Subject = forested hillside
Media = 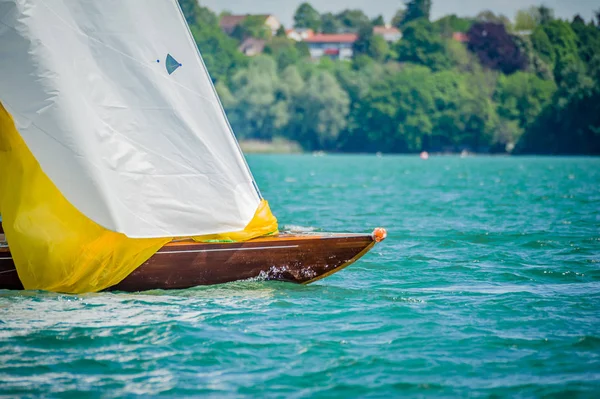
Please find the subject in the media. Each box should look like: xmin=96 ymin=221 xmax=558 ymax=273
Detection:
xmin=179 ymin=0 xmax=600 ymax=154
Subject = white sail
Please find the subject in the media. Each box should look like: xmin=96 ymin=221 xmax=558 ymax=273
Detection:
xmin=0 ymin=0 xmax=260 ymax=238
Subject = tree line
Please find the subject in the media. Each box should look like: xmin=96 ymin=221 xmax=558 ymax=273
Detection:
xmin=179 ymin=0 xmax=600 ymax=155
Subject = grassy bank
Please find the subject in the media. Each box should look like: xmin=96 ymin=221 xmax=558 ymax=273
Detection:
xmin=239 ymin=138 xmax=303 ymax=154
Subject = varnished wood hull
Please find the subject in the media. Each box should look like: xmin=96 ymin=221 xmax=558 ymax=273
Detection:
xmin=0 ymin=231 xmax=381 ymax=292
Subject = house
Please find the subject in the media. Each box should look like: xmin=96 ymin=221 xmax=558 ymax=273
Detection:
xmin=373 ymin=25 xmax=402 ymax=42
xmin=219 ymin=14 xmax=281 ymax=37
xmin=452 ymin=32 xmax=469 ymax=43
xmin=220 ymin=15 xmax=246 ymax=35
xmin=286 ymin=28 xmax=314 ymax=42
xmin=262 ymin=15 xmax=281 ymax=36
xmin=239 ymin=38 xmax=266 ymax=56
xmin=304 ymin=33 xmax=358 ymax=61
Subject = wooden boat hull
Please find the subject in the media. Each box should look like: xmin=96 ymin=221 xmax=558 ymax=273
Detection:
xmin=0 ymin=231 xmax=384 ymax=292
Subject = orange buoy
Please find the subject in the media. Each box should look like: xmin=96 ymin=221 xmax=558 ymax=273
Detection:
xmin=372 ymin=228 xmax=387 ymax=243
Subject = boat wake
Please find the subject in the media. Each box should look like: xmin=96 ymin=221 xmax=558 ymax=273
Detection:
xmin=244 ymin=264 xmax=320 ymax=282
xmin=282 ymin=225 xmax=318 ymax=233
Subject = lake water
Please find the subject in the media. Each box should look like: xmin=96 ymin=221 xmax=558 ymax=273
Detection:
xmin=1 ymin=155 xmax=599 ymax=397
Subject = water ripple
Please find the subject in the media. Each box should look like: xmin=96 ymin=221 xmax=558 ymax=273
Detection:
xmin=2 ymin=156 xmax=600 ymax=397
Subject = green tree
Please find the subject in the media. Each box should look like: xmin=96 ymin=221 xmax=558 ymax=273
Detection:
xmin=589 ymin=53 xmax=600 ymax=81
xmin=278 ymin=66 xmax=305 ymax=141
xmin=279 ymin=66 xmax=305 ymax=99
xmin=293 ymin=3 xmax=321 ymax=31
xmin=228 ymin=57 xmax=289 ymax=140
xmin=178 ymin=0 xmax=205 ymax=26
xmin=334 ymin=62 xmax=387 ymax=150
xmin=391 ymin=8 xmax=406 ymax=29
xmin=426 ymin=70 xmax=499 ymax=151
xmin=232 ymin=15 xmax=271 ymax=41
xmin=516 ymin=74 xmax=599 ymax=154
xmin=353 ymin=25 xmax=373 ymax=56
xmin=539 ymin=20 xmax=582 ymax=84
xmin=495 ymin=72 xmax=556 ymax=137
xmin=434 ymin=14 xmax=474 ymax=37
xmin=445 ymin=39 xmax=477 ymax=72
xmin=336 ymin=9 xmax=372 ymax=31
xmin=515 ymin=20 xmax=598 ymax=156
xmin=476 ymin=10 xmax=512 ymax=30
xmin=530 ymin=26 xmax=555 ymax=66
xmin=571 ymin=16 xmax=600 ymax=71
xmin=537 ymin=6 xmax=555 ymax=24
xmin=292 ymin=71 xmax=350 ymax=150
xmin=295 ymin=41 xmax=311 ymax=58
xmin=514 ymin=34 xmax=553 ymax=80
xmin=264 ymin=37 xmax=301 ymax=70
xmin=395 ymin=19 xmax=453 ymax=71
xmin=353 ymin=66 xmax=436 ymax=152
xmin=460 ymin=70 xmax=499 ymax=150
xmin=351 ymin=54 xmax=375 ymax=70
xmin=372 ymin=15 xmax=386 ymax=26
xmin=401 ymin=0 xmax=432 ymax=26
xmin=353 ymin=25 xmax=390 ymax=61
xmin=315 ymin=56 xmax=336 ymax=73
xmin=428 ymin=70 xmax=471 ymax=148
xmin=321 ymin=12 xmax=343 ymax=33
xmin=178 ymin=0 xmax=246 ymax=83
xmin=275 ymin=25 xmax=286 ymax=37
xmin=215 ymin=81 xmax=237 ymax=109
xmin=514 ymin=8 xmax=538 ymax=31
xmin=368 ymin=35 xmax=390 ymax=61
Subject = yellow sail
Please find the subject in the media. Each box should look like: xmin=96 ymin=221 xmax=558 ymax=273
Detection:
xmin=0 ymin=104 xmax=278 ymax=293
xmin=192 ymin=200 xmax=278 ymax=243
xmin=0 ymin=105 xmax=169 ymax=293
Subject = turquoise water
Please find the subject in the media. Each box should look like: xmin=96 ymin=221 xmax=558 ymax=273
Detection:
xmin=1 ymin=155 xmax=599 ymax=397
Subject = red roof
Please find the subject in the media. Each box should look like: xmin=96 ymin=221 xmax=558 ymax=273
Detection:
xmin=219 ymin=14 xmax=271 ymax=30
xmin=238 ymin=38 xmax=266 ymax=54
xmin=220 ymin=15 xmax=247 ymax=29
xmin=452 ymin=32 xmax=469 ymax=43
xmin=305 ymin=33 xmax=358 ymax=43
xmin=286 ymin=28 xmax=314 ymax=37
xmin=373 ymin=26 xmax=401 ymax=35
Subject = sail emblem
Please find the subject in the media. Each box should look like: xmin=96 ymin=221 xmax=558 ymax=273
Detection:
xmin=165 ymin=53 xmax=182 ymax=75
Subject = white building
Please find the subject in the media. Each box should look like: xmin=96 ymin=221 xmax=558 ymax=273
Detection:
xmin=286 ymin=28 xmax=314 ymax=42
xmin=304 ymin=33 xmax=358 ymax=61
xmin=373 ymin=25 xmax=402 ymax=42
xmin=219 ymin=14 xmax=281 ymax=37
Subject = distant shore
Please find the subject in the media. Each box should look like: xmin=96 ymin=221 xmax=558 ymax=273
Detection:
xmin=239 ymin=142 xmax=600 ymax=156
xmin=239 ymin=139 xmax=303 ymax=154
xmin=240 ymin=140 xmax=499 ymax=156
xmin=183 ymin=2 xmax=599 ymax=156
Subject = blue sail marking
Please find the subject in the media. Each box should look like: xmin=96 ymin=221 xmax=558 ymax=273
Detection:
xmin=165 ymin=54 xmax=182 ymax=75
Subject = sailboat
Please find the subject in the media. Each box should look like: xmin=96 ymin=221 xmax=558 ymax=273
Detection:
xmin=0 ymin=0 xmax=385 ymax=293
